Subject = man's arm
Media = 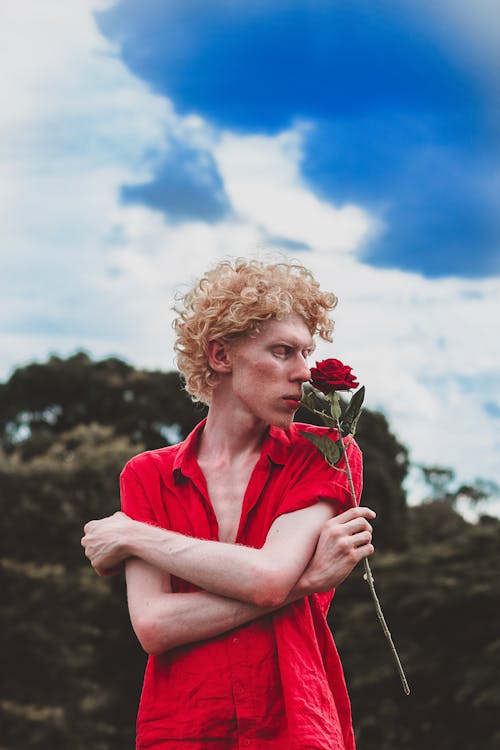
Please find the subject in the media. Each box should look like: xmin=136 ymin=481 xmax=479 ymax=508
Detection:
xmin=125 ymin=558 xmax=275 ymax=654
xmin=82 ymin=504 xmax=374 ymax=608
xmin=125 ymin=507 xmax=375 ymax=655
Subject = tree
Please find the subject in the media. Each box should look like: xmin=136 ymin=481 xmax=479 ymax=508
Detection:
xmin=408 ymin=465 xmax=500 ymax=546
xmin=0 ymin=352 xmax=205 ymax=459
xmin=330 ymin=516 xmax=500 ymax=750
xmin=1 ymin=424 xmax=144 ymax=750
xmin=355 ymin=409 xmax=409 ymax=550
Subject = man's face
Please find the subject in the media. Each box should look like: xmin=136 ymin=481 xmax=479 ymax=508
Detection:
xmin=227 ymin=313 xmax=314 ymax=429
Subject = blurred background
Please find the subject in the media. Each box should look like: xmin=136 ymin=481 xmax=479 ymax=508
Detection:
xmin=1 ymin=1 xmax=499 ymax=748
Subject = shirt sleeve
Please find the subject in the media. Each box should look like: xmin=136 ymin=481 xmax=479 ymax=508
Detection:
xmin=273 ymin=435 xmax=363 ymax=522
xmin=120 ymin=460 xmax=160 ymax=526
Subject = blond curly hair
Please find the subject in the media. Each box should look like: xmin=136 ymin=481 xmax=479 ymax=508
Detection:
xmin=174 ymin=258 xmax=337 ymax=404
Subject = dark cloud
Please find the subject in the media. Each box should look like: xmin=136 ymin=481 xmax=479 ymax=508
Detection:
xmin=121 ymin=139 xmax=231 ymax=223
xmin=97 ymin=0 xmax=499 ymax=277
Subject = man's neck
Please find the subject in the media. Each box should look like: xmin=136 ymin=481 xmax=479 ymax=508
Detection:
xmin=198 ymin=399 xmax=268 ymax=465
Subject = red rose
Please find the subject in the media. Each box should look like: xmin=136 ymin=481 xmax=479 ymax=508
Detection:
xmin=309 ymin=358 xmax=359 ymax=394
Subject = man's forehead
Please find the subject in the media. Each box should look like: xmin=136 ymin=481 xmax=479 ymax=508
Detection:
xmin=260 ymin=315 xmax=313 ymax=346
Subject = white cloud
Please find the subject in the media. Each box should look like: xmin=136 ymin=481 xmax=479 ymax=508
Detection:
xmin=214 ymin=128 xmax=379 ymax=254
xmin=0 ymin=0 xmax=169 ymax=370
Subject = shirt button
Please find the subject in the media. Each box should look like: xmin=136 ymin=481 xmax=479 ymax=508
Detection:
xmin=243 ymin=741 xmax=250 ymax=746
xmin=232 ymin=637 xmax=239 ymax=644
xmin=237 ymin=686 xmax=244 ymax=695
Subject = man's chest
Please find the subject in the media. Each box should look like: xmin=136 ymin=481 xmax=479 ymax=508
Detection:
xmin=159 ymin=455 xmax=286 ymax=549
xmin=202 ymin=462 xmax=256 ymax=544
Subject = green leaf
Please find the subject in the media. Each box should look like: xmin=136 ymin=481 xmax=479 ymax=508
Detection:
xmin=327 ymin=391 xmax=342 ymax=420
xmin=300 ymin=431 xmax=343 ymax=465
xmin=319 ymin=413 xmax=337 ymax=428
xmin=300 ymin=386 xmax=316 ymax=411
xmin=300 ymin=384 xmax=336 ymax=427
xmin=303 ymin=383 xmax=330 ymax=411
xmin=349 ymin=410 xmax=362 ymax=437
xmin=341 ymin=385 xmax=365 ymax=436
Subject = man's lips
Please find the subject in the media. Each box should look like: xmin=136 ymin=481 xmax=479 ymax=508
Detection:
xmin=283 ymin=396 xmax=302 ymax=407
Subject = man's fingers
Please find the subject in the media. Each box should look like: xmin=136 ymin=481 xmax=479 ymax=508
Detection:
xmin=333 ymin=506 xmax=376 ymax=524
xmin=102 ymin=563 xmax=123 ymax=576
xmin=352 ymin=529 xmax=373 ymax=548
xmin=354 ymin=542 xmax=374 ymax=560
xmin=92 ymin=562 xmax=122 ymax=577
xmin=83 ymin=520 xmax=96 ymax=534
xmin=344 ymin=517 xmax=373 ymax=535
xmin=324 ymin=508 xmax=375 ymax=537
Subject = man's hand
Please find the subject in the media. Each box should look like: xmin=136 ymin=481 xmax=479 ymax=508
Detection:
xmin=295 ymin=506 xmax=375 ymax=596
xmin=81 ymin=511 xmax=135 ymax=576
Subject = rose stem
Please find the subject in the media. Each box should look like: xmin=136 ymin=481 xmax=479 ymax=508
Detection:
xmin=335 ymin=416 xmax=411 ymax=696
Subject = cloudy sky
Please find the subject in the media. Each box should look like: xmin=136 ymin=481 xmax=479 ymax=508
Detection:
xmin=1 ymin=0 xmax=499 ymax=503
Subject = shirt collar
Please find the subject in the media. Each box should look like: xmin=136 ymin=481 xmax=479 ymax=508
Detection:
xmin=264 ymin=425 xmax=292 ymax=466
xmin=173 ymin=419 xmax=292 ymax=484
xmin=173 ymin=418 xmax=206 ymax=483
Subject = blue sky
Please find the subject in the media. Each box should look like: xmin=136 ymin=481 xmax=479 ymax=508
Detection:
xmin=97 ymin=0 xmax=499 ymax=278
xmin=1 ymin=0 xmax=499 ymax=505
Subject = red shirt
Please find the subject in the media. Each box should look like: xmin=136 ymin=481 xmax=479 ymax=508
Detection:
xmin=120 ymin=420 xmax=363 ymax=750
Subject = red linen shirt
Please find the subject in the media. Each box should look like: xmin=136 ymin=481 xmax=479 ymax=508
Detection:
xmin=120 ymin=420 xmax=363 ymax=750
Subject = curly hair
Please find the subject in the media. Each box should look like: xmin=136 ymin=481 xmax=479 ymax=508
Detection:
xmin=174 ymin=258 xmax=337 ymax=404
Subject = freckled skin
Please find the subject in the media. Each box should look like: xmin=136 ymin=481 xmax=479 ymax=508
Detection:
xmin=227 ymin=313 xmax=313 ymax=430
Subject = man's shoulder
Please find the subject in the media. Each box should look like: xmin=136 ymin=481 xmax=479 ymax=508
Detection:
xmin=121 ymin=443 xmax=180 ymax=478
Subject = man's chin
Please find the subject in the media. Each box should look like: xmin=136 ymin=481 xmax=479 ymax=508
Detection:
xmin=269 ymin=413 xmax=295 ymax=430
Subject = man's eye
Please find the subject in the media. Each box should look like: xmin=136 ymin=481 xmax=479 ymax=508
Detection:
xmin=273 ymin=346 xmax=289 ymax=357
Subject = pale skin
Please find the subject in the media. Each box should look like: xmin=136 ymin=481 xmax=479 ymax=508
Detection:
xmin=81 ymin=313 xmax=375 ymax=655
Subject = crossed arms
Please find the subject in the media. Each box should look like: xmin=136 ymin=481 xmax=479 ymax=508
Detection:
xmin=81 ymin=503 xmax=375 ymax=655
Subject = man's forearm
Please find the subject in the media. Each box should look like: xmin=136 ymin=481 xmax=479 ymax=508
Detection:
xmin=125 ymin=521 xmax=290 ymax=607
xmin=134 ymin=573 xmax=310 ymax=655
xmin=83 ymin=506 xmax=374 ymax=608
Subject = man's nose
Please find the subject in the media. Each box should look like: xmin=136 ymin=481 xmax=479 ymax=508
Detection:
xmin=292 ymin=356 xmax=311 ymax=383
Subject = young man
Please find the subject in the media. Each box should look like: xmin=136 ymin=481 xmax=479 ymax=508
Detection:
xmin=81 ymin=258 xmax=375 ymax=750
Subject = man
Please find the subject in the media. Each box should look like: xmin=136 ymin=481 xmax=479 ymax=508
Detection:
xmin=81 ymin=258 xmax=375 ymax=749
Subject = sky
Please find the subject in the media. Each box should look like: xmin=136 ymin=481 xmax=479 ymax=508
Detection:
xmin=1 ymin=0 xmax=499 ymax=507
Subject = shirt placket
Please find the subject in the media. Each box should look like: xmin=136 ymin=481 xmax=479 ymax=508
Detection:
xmin=226 ymin=633 xmax=254 ymax=748
xmin=227 ymin=458 xmax=275 ymax=749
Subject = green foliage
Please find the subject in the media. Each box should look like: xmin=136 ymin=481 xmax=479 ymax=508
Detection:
xmin=340 ymin=385 xmax=365 ymax=437
xmin=0 ymin=424 xmax=145 ymax=749
xmin=331 ymin=517 xmax=500 ymax=750
xmin=352 ymin=408 xmax=409 ymax=551
xmin=0 ymin=351 xmax=205 ymax=458
xmin=420 ymin=465 xmax=455 ymax=499
xmin=299 ymin=430 xmax=343 ymax=465
xmin=407 ymin=499 xmax=469 ymax=546
xmin=419 ymin=463 xmax=499 ymax=513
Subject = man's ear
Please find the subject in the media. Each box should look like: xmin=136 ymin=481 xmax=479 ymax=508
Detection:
xmin=206 ymin=339 xmax=233 ymax=374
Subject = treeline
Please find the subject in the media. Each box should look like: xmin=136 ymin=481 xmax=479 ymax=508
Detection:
xmin=1 ymin=353 xmax=499 ymax=750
